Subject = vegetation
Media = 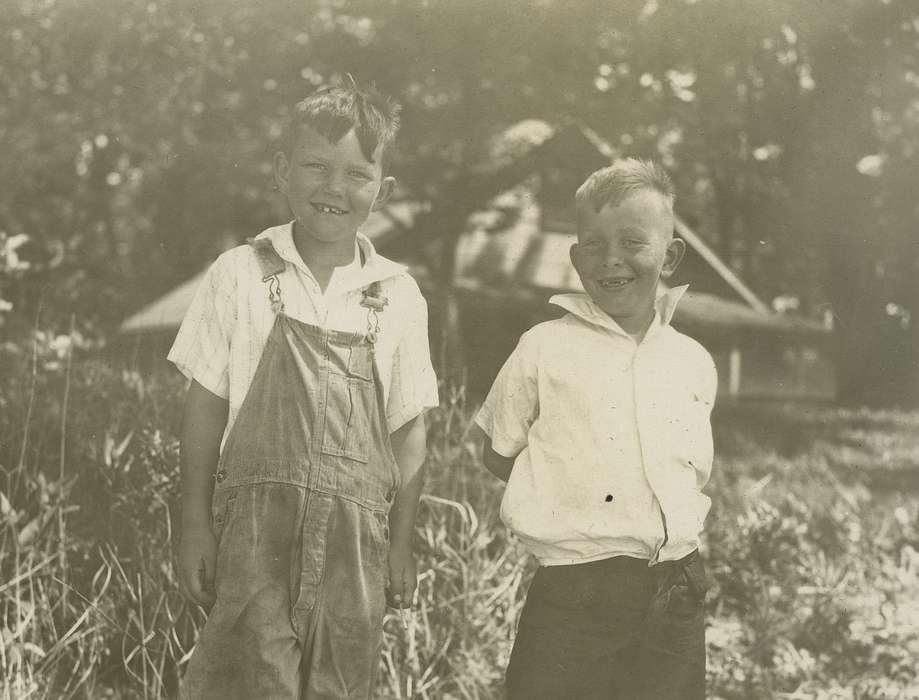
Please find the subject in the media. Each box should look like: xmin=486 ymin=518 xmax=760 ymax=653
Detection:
xmin=1 ymin=348 xmax=917 ymax=699
xmin=1 ymin=0 xmax=917 ymax=404
xmin=1 ymin=2 xmax=918 ymax=698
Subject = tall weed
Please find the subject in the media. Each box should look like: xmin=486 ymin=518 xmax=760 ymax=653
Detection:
xmin=1 ymin=351 xmax=918 ymax=699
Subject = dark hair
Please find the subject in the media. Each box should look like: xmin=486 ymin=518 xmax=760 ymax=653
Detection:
xmin=288 ymin=79 xmax=401 ymax=169
xmin=576 ymin=158 xmax=674 ymax=214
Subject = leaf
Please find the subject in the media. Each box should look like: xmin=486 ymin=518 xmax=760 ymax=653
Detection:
xmin=114 ymin=431 xmax=134 ymax=461
xmin=21 ymin=642 xmax=45 ymax=658
xmin=17 ymin=516 xmax=41 ymax=546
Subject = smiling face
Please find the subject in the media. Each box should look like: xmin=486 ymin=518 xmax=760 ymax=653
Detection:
xmin=571 ymin=189 xmax=685 ymax=335
xmin=274 ymin=124 xmax=394 ymax=249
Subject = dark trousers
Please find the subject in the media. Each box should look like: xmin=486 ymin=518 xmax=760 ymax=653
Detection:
xmin=506 ymin=551 xmax=706 ymax=700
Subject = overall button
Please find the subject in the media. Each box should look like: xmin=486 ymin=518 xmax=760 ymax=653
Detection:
xmin=215 ymin=470 xmax=227 ymax=483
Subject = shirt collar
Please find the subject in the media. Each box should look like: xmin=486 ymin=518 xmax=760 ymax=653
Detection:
xmin=549 ymin=284 xmax=689 ymax=340
xmin=258 ymin=222 xmax=406 ymax=292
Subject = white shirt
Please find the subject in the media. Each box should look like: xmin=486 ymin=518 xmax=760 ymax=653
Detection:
xmin=168 ymin=222 xmax=439 ymax=443
xmin=475 ymin=286 xmax=717 ymax=566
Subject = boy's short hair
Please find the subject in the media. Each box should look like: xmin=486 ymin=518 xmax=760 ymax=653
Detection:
xmin=288 ymin=79 xmax=402 ymax=169
xmin=575 ymin=158 xmax=675 ymax=214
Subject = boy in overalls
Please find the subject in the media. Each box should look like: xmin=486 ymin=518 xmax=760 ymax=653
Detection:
xmin=168 ymin=83 xmax=438 ymax=699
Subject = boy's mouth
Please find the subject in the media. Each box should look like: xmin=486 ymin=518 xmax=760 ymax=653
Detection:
xmin=311 ymin=203 xmax=347 ymax=215
xmin=597 ymin=277 xmax=634 ymax=290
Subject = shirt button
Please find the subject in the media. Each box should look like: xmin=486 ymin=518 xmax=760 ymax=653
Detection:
xmin=215 ymin=470 xmax=227 ymax=483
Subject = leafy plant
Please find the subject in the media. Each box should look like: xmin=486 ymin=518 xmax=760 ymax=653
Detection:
xmin=2 ymin=356 xmax=918 ymax=699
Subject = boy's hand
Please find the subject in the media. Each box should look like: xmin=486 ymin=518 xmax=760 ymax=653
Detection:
xmin=386 ymin=542 xmax=417 ymax=609
xmin=178 ymin=522 xmax=218 ymax=610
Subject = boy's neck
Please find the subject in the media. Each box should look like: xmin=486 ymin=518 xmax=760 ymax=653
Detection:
xmin=626 ymin=315 xmax=654 ymax=344
xmin=292 ymin=221 xmax=358 ymax=291
xmin=601 ymin=305 xmax=656 ymax=344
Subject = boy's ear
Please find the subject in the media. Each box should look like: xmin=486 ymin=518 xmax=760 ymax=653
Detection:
xmin=569 ymin=241 xmax=582 ymax=272
xmin=273 ymin=150 xmax=291 ymax=195
xmin=371 ymin=176 xmax=396 ymax=211
xmin=661 ymin=235 xmax=686 ymax=280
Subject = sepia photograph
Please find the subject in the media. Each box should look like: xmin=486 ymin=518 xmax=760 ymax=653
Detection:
xmin=1 ymin=1 xmax=918 ymax=698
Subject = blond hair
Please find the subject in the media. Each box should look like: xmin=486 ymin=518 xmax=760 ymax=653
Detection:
xmin=575 ymin=158 xmax=674 ymax=214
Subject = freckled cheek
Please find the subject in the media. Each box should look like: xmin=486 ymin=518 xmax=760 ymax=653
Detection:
xmin=578 ymin=257 xmax=603 ymax=275
xmin=350 ymin=194 xmax=379 ymax=214
xmin=292 ymin=175 xmax=313 ymax=188
xmin=355 ymin=187 xmax=376 ymax=203
xmin=357 ymin=183 xmax=381 ymax=201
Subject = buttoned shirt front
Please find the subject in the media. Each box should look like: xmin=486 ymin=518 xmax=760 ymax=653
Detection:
xmin=475 ymin=286 xmax=717 ymax=566
xmin=168 ymin=222 xmax=439 ymax=444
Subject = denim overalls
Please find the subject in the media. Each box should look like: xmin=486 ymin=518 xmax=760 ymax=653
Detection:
xmin=181 ymin=238 xmax=400 ymax=700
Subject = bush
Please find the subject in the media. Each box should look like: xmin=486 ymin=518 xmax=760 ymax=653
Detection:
xmin=1 ymin=351 xmax=918 ymax=699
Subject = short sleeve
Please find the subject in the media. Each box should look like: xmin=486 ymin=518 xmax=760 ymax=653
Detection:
xmin=699 ymin=348 xmax=718 ymax=409
xmin=385 ymin=275 xmax=439 ymax=431
xmin=475 ymin=330 xmax=539 ymax=458
xmin=166 ymin=253 xmax=237 ymax=399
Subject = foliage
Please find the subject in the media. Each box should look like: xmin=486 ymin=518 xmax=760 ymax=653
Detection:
xmin=2 ymin=351 xmax=919 ymax=699
xmin=0 ymin=0 xmax=917 ymax=402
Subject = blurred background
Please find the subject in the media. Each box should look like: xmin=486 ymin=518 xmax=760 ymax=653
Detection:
xmin=1 ymin=1 xmax=918 ymax=699
xmin=1 ymin=0 xmax=917 ymax=405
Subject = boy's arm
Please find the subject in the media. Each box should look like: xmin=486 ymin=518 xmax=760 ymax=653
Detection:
xmin=177 ymin=380 xmax=229 ymax=609
xmin=386 ymin=412 xmax=427 ymax=609
xmin=481 ymin=434 xmax=516 ymax=482
xmin=475 ymin=331 xmax=538 ymax=484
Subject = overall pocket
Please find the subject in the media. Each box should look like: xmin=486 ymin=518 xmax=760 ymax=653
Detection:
xmin=320 ymin=374 xmax=374 ymax=463
xmin=348 ymin=344 xmax=375 ymax=382
xmin=367 ymin=508 xmax=390 ymax=563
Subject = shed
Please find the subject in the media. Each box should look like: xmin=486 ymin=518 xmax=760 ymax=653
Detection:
xmin=448 ymin=186 xmax=834 ymax=400
xmin=441 ymin=122 xmax=834 ymax=400
xmin=120 ymin=122 xmax=834 ymax=400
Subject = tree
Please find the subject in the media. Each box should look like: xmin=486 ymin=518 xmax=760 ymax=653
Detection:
xmin=2 ymin=0 xmax=916 ymax=403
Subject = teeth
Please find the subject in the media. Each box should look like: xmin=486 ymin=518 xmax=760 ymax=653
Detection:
xmin=314 ymin=204 xmax=345 ymax=215
xmin=599 ymin=279 xmax=631 ymax=288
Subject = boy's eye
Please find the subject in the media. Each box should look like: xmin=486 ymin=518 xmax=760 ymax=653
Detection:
xmin=349 ymin=170 xmax=373 ymax=180
xmin=303 ymin=162 xmax=326 ymax=171
xmin=624 ymin=239 xmax=646 ymax=248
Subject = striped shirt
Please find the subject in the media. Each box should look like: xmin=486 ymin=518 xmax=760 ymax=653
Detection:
xmin=168 ymin=222 xmax=439 ymax=442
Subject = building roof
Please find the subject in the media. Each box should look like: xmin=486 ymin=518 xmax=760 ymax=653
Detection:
xmin=451 ymin=187 xmax=826 ymax=335
xmin=120 ymin=121 xmax=828 ymax=338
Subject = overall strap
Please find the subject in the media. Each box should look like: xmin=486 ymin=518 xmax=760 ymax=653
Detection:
xmin=357 ymin=244 xmax=388 ymax=344
xmin=360 ymin=281 xmax=388 ymax=344
xmin=246 ymin=237 xmax=286 ymax=313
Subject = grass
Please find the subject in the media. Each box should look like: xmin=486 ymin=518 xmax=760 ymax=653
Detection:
xmin=1 ymin=348 xmax=918 ymax=699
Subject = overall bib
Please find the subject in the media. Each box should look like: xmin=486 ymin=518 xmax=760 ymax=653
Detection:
xmin=181 ymin=239 xmax=400 ymax=700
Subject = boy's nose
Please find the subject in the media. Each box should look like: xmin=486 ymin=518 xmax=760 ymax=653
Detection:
xmin=322 ymin=171 xmax=346 ymax=195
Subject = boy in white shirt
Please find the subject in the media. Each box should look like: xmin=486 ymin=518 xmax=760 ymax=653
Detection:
xmin=169 ymin=82 xmax=438 ymax=699
xmin=476 ymin=158 xmax=716 ymax=700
